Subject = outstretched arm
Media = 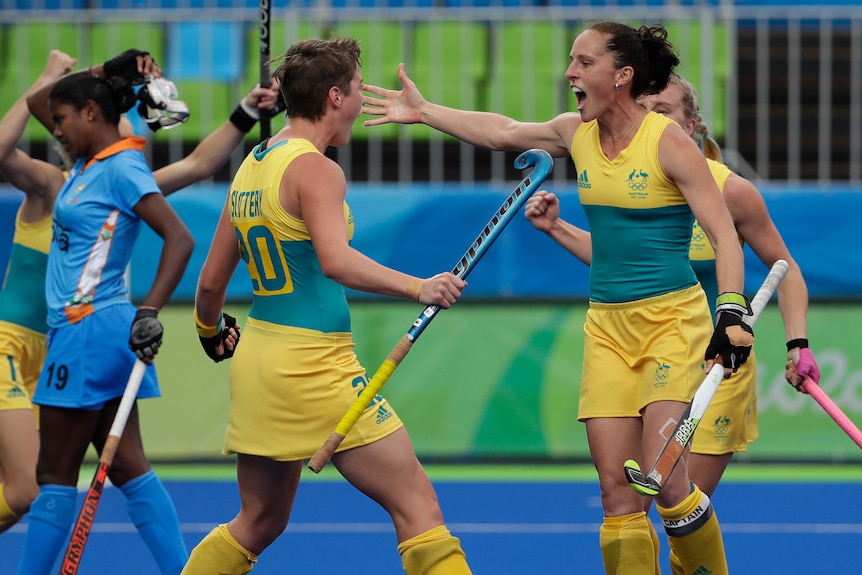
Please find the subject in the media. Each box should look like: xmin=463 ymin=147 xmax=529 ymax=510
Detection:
xmin=524 ymin=191 xmax=593 ymax=265
xmin=362 ymin=63 xmax=577 ymax=158
xmin=155 ymin=82 xmax=282 ymax=195
xmin=0 ymin=50 xmax=76 ymax=218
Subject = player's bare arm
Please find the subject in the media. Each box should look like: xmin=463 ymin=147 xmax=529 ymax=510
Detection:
xmin=0 ymin=50 xmax=75 ymax=215
xmin=363 ymin=62 xmax=575 ymax=157
xmin=660 ymin=124 xmax=743 ymax=295
xmin=155 ymin=83 xmax=281 ymax=195
xmin=133 ymin=193 xmax=194 ymax=311
xmin=296 ymin=153 xmax=464 ymax=306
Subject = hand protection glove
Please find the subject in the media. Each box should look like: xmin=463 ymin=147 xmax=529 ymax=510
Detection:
xmin=785 ymin=339 xmax=820 ymax=392
xmin=795 ymin=347 xmax=821 ymax=383
xmin=705 ymin=292 xmax=754 ymax=371
xmin=103 ymin=49 xmax=150 ymax=83
xmin=196 ymin=311 xmax=240 ymax=363
xmin=129 ymin=307 xmax=163 ymax=361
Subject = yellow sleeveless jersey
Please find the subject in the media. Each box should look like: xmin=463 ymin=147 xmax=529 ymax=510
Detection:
xmin=229 ymin=138 xmax=354 ymax=333
xmin=572 ymin=111 xmax=697 ymax=303
xmin=0 ymin=208 xmax=51 ymax=334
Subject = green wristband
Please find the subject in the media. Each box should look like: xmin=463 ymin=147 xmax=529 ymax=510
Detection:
xmin=715 ymin=292 xmax=750 ymax=317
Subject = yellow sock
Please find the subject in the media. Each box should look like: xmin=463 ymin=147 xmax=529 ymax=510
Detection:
xmin=657 ymin=486 xmax=728 ymax=575
xmin=668 ymin=548 xmax=684 ymax=575
xmin=181 ymin=524 xmax=258 ymax=575
xmin=599 ymin=511 xmax=656 ymax=575
xmin=0 ymin=484 xmax=19 ymax=530
xmin=646 ymin=516 xmax=662 ymax=575
xmin=398 ymin=525 xmax=472 ymax=575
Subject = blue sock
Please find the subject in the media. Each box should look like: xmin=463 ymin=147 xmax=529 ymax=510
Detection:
xmin=17 ymin=484 xmax=77 ymax=575
xmin=119 ymin=470 xmax=189 ymax=575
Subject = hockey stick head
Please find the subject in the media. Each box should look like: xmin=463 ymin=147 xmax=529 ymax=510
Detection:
xmin=624 ymin=459 xmax=662 ymax=497
xmin=513 ymin=148 xmax=554 ymax=182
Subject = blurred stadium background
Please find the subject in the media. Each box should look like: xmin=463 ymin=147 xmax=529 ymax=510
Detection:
xmin=1 ymin=0 xmax=861 ymax=465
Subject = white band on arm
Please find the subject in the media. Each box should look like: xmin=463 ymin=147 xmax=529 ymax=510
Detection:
xmin=239 ymin=99 xmax=261 ymax=121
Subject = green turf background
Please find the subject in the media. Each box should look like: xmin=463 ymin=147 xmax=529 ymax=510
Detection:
xmin=136 ymin=302 xmax=862 ymax=463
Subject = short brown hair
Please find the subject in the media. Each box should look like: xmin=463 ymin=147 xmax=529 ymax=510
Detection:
xmin=273 ymin=36 xmax=362 ymax=121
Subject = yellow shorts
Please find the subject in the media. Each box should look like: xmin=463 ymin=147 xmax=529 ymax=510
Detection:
xmin=224 ymin=317 xmax=404 ymax=461
xmin=579 ymin=285 xmax=712 ymax=420
xmin=0 ymin=321 xmax=46 ymax=415
xmin=691 ymin=349 xmax=758 ymax=454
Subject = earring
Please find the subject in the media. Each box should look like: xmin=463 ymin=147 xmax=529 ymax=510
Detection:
xmin=614 ymin=83 xmax=620 ymax=90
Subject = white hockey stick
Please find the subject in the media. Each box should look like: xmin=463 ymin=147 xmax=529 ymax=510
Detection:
xmin=624 ymin=260 xmax=789 ymax=496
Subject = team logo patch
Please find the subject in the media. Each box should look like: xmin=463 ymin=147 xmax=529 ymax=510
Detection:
xmin=376 ymin=405 xmax=392 ymax=424
xmin=626 ymin=168 xmax=649 ymax=198
xmin=654 ymin=362 xmax=670 ymax=388
xmin=7 ymin=384 xmax=26 ymax=399
xmin=711 ymin=415 xmax=730 ymax=442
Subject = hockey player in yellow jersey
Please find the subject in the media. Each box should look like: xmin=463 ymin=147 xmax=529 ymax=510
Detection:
xmin=185 ymin=37 xmax=472 ymax=575
xmin=363 ymin=21 xmax=754 ymax=575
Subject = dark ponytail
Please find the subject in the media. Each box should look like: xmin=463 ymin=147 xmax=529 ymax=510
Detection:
xmin=49 ymin=73 xmax=135 ymax=124
xmin=589 ymin=21 xmax=680 ymax=99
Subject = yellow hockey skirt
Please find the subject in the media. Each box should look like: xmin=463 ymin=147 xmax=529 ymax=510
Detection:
xmin=579 ymin=284 xmax=713 ymax=421
xmin=225 ymin=317 xmax=403 ymax=461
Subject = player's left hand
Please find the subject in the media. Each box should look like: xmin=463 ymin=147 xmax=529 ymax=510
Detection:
xmin=129 ymin=307 xmax=163 ymax=363
xmin=785 ymin=346 xmax=820 ymax=392
xmin=103 ymin=49 xmax=161 ymax=84
xmin=524 ymin=190 xmax=560 ymax=233
xmin=198 ymin=312 xmax=241 ymax=363
xmin=243 ymin=79 xmax=283 ymax=118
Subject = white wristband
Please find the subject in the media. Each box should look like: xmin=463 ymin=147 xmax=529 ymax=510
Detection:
xmin=239 ymin=99 xmax=261 ymax=121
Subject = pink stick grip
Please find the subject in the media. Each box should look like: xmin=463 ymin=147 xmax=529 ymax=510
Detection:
xmin=802 ymin=377 xmax=862 ymax=450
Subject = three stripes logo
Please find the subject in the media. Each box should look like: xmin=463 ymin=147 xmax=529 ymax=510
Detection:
xmin=577 ymin=170 xmax=591 ymax=189
xmin=7 ymin=384 xmax=26 ymax=399
xmin=376 ymin=405 xmax=392 ymax=424
xmin=692 ymin=566 xmax=713 ymax=575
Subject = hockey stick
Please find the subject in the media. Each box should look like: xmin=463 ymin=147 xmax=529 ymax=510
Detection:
xmin=258 ymin=0 xmax=272 ymax=141
xmin=59 ymin=360 xmax=147 ymax=575
xmin=624 ymin=259 xmax=790 ymax=496
xmin=307 ymin=149 xmax=554 ymax=473
xmin=801 ymin=376 xmax=862 ymax=450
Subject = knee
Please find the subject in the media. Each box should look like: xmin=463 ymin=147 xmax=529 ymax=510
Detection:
xmin=3 ymin=479 xmax=40 ymax=514
xmin=236 ymin=508 xmax=289 ymax=551
xmin=598 ymin=473 xmax=644 ymax=516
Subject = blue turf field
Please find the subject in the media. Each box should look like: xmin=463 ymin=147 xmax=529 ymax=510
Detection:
xmin=2 ymin=469 xmax=861 ymax=574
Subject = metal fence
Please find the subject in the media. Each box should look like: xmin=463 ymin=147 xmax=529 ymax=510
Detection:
xmin=1 ymin=2 xmax=861 ymax=184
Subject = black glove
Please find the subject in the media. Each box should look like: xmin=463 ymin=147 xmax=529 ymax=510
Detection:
xmin=129 ymin=307 xmax=163 ymax=360
xmin=705 ymin=310 xmax=754 ymax=371
xmin=103 ymin=49 xmax=150 ymax=84
xmin=199 ymin=312 xmax=240 ymax=363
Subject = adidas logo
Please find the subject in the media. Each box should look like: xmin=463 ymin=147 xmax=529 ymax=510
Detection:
xmin=692 ymin=566 xmax=712 ymax=575
xmin=7 ymin=384 xmax=26 ymax=399
xmin=577 ymin=169 xmax=592 ymax=189
xmin=376 ymin=405 xmax=392 ymax=424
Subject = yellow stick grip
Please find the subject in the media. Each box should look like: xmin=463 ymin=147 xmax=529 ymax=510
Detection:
xmin=307 ymin=337 xmax=413 ymax=472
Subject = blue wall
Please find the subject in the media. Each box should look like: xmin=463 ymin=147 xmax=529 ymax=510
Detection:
xmin=2 ymin=181 xmax=862 ymax=302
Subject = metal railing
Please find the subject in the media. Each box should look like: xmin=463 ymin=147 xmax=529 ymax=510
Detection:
xmin=1 ymin=2 xmax=860 ymax=184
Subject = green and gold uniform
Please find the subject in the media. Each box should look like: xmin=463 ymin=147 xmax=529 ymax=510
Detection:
xmin=224 ymin=138 xmax=403 ymax=461
xmin=689 ymin=158 xmax=757 ymax=455
xmin=574 ymin=112 xmax=713 ymax=419
xmin=0 ymin=209 xmax=50 ymax=413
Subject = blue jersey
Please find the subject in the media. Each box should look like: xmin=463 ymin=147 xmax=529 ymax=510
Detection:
xmin=46 ymin=137 xmax=158 ymax=327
